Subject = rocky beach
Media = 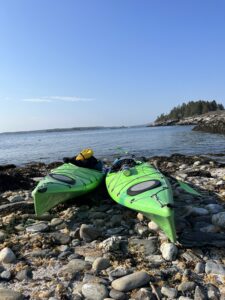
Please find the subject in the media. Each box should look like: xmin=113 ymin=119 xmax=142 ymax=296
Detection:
xmin=0 ymin=154 xmax=225 ymax=300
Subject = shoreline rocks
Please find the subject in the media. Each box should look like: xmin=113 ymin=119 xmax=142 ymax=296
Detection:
xmin=0 ymin=153 xmax=225 ymax=299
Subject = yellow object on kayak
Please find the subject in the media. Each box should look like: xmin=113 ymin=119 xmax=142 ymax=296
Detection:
xmin=76 ymin=148 xmax=94 ymax=160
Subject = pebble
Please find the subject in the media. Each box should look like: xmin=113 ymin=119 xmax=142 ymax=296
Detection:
xmin=82 ymin=283 xmax=108 ymax=300
xmin=16 ymin=268 xmax=33 ymax=281
xmin=194 ymin=286 xmax=207 ymax=300
xmin=109 ymin=289 xmax=126 ymax=300
xmin=109 ymin=267 xmax=132 ymax=279
xmin=205 ymin=261 xmax=225 ymax=275
xmin=80 ymin=224 xmax=101 ymax=242
xmin=50 ymin=232 xmax=71 ymax=245
xmin=0 ymin=230 xmax=6 ymax=242
xmin=190 ymin=207 xmax=209 ymax=216
xmin=0 ymin=270 xmax=12 ymax=280
xmin=0 ymin=247 xmax=16 ymax=263
xmin=61 ymin=259 xmax=92 ymax=275
xmin=134 ymin=288 xmax=154 ymax=299
xmin=26 ymin=222 xmax=49 ymax=233
xmin=161 ymin=286 xmax=178 ymax=298
xmin=0 ymin=288 xmax=24 ymax=300
xmin=178 ymin=281 xmax=196 ymax=293
xmin=194 ymin=262 xmax=205 ymax=274
xmin=8 ymin=195 xmax=24 ymax=202
xmin=212 ymin=212 xmax=225 ymax=228
xmin=50 ymin=218 xmax=63 ymax=226
xmin=92 ymin=257 xmax=111 ymax=272
xmin=205 ymin=204 xmax=224 ymax=214
xmin=100 ymin=236 xmax=123 ymax=252
xmin=160 ymin=243 xmax=178 ymax=261
xmin=148 ymin=221 xmax=159 ymax=231
xmin=111 ymin=271 xmax=151 ymax=292
xmin=129 ymin=238 xmax=158 ymax=255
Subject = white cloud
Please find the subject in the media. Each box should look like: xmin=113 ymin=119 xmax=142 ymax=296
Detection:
xmin=22 ymin=96 xmax=94 ymax=103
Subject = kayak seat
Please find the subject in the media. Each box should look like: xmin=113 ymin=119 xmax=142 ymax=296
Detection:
xmin=127 ymin=180 xmax=161 ymax=196
xmin=49 ymin=173 xmax=76 ymax=185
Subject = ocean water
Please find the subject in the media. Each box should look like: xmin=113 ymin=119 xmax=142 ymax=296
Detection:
xmin=0 ymin=126 xmax=224 ymax=165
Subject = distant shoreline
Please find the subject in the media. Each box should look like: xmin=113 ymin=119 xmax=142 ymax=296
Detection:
xmin=0 ymin=125 xmax=132 ymax=135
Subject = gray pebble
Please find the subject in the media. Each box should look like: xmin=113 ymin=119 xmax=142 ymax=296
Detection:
xmin=16 ymin=268 xmax=33 ymax=281
xmin=80 ymin=224 xmax=101 ymax=242
xmin=178 ymin=281 xmax=196 ymax=293
xmin=0 ymin=270 xmax=12 ymax=280
xmin=82 ymin=283 xmax=108 ymax=300
xmin=112 ymin=271 xmax=151 ymax=292
xmin=93 ymin=257 xmax=111 ymax=272
xmin=0 ymin=247 xmax=16 ymax=263
xmin=161 ymin=286 xmax=178 ymax=298
xmin=205 ymin=261 xmax=225 ymax=275
xmin=109 ymin=289 xmax=126 ymax=300
xmin=160 ymin=243 xmax=178 ymax=261
xmin=26 ymin=222 xmax=49 ymax=233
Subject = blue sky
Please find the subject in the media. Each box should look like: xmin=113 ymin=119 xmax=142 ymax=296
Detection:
xmin=0 ymin=0 xmax=225 ymax=132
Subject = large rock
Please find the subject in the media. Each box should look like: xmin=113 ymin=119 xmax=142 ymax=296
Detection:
xmin=111 ymin=271 xmax=151 ymax=292
xmin=82 ymin=283 xmax=108 ymax=300
xmin=0 ymin=247 xmax=16 ymax=264
xmin=0 ymin=288 xmax=24 ymax=300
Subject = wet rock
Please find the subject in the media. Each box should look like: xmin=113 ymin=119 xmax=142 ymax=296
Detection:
xmin=26 ymin=222 xmax=49 ymax=233
xmin=161 ymin=286 xmax=178 ymax=298
xmin=129 ymin=238 xmax=158 ymax=256
xmin=178 ymin=281 xmax=196 ymax=293
xmin=50 ymin=232 xmax=71 ymax=245
xmin=111 ymin=271 xmax=151 ymax=292
xmin=60 ymin=259 xmax=91 ymax=275
xmin=212 ymin=212 xmax=225 ymax=228
xmin=194 ymin=262 xmax=205 ymax=274
xmin=0 ymin=247 xmax=16 ymax=263
xmin=205 ymin=204 xmax=224 ymax=214
xmin=190 ymin=207 xmax=209 ymax=216
xmin=109 ymin=289 xmax=126 ymax=300
xmin=92 ymin=257 xmax=111 ymax=272
xmin=0 ymin=288 xmax=24 ymax=300
xmin=0 ymin=270 xmax=12 ymax=280
xmin=199 ymin=224 xmax=220 ymax=233
xmin=82 ymin=283 xmax=108 ymax=300
xmin=16 ymin=268 xmax=33 ymax=281
xmin=160 ymin=243 xmax=178 ymax=261
xmin=80 ymin=224 xmax=101 ymax=242
xmin=205 ymin=261 xmax=225 ymax=275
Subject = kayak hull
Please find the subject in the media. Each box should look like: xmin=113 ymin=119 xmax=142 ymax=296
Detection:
xmin=32 ymin=163 xmax=104 ymax=216
xmin=106 ymin=162 xmax=176 ymax=242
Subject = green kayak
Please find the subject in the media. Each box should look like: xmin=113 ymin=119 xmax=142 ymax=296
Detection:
xmin=106 ymin=159 xmax=176 ymax=242
xmin=32 ymin=163 xmax=104 ymax=216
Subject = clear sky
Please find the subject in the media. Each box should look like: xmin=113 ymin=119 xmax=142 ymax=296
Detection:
xmin=1 ymin=0 xmax=225 ymax=132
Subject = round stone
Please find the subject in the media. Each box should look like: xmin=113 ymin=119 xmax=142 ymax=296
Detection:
xmin=82 ymin=283 xmax=108 ymax=300
xmin=0 ymin=247 xmax=16 ymax=264
xmin=160 ymin=243 xmax=178 ymax=261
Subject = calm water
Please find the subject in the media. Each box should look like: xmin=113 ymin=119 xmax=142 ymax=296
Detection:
xmin=0 ymin=126 xmax=224 ymax=165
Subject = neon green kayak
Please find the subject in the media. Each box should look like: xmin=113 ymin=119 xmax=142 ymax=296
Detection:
xmin=32 ymin=163 xmax=104 ymax=216
xmin=106 ymin=160 xmax=176 ymax=242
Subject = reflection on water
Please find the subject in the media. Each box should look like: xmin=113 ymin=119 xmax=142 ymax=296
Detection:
xmin=0 ymin=126 xmax=224 ymax=165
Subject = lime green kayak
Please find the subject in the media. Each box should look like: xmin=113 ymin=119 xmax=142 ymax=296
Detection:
xmin=106 ymin=160 xmax=176 ymax=242
xmin=32 ymin=163 xmax=104 ymax=216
